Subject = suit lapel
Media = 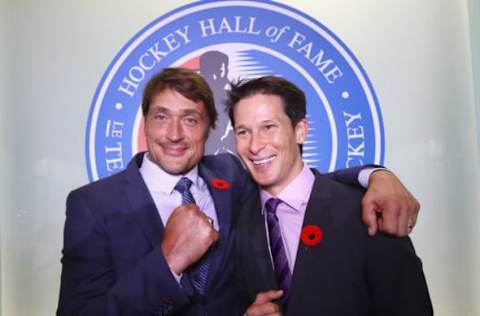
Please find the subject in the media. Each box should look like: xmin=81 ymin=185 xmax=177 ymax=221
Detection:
xmin=122 ymin=153 xmax=165 ymax=248
xmin=242 ymin=190 xmax=278 ymax=298
xmin=288 ymin=170 xmax=333 ymax=312
xmin=199 ymin=163 xmax=232 ymax=242
xmin=122 ymin=153 xmax=195 ymax=295
xmin=198 ymin=162 xmax=233 ymax=288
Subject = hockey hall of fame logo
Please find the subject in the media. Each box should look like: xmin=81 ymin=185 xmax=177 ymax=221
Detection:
xmin=86 ymin=0 xmax=385 ymax=181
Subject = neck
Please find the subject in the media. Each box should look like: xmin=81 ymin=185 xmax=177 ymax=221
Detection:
xmin=262 ymin=160 xmax=304 ymax=196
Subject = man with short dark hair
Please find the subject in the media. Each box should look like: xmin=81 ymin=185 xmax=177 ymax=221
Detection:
xmin=228 ymin=76 xmax=433 ymax=316
xmin=58 ymin=68 xmax=421 ymax=315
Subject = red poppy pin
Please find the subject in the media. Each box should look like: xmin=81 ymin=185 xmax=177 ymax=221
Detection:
xmin=301 ymin=225 xmax=323 ymax=247
xmin=211 ymin=178 xmax=230 ymax=190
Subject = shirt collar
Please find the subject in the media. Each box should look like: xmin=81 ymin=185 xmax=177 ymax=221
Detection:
xmin=140 ymin=153 xmax=200 ymax=194
xmin=260 ymin=163 xmax=315 ymax=214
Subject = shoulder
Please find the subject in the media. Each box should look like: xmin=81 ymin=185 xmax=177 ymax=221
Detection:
xmin=66 ymin=170 xmax=126 ymax=213
xmin=67 ymin=155 xmax=142 ymax=206
xmin=71 ymin=164 xmax=128 ymax=193
xmin=307 ymin=169 xmax=368 ymax=237
xmin=313 ymin=168 xmax=365 ymax=202
xmin=201 ymin=153 xmax=244 ymax=169
xmin=201 ymin=153 xmax=256 ymax=205
xmin=366 ymin=233 xmax=419 ymax=260
xmin=200 ymin=153 xmax=249 ymax=183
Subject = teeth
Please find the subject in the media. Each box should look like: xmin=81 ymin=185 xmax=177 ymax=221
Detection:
xmin=252 ymin=156 xmax=275 ymax=165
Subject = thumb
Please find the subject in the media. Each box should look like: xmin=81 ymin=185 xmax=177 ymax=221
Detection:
xmin=254 ymin=290 xmax=284 ymax=304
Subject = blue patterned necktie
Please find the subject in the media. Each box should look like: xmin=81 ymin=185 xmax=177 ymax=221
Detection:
xmin=175 ymin=177 xmax=196 ymax=204
xmin=174 ymin=177 xmax=210 ymax=295
xmin=265 ymin=197 xmax=292 ymax=302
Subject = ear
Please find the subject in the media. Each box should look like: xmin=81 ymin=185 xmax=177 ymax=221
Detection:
xmin=295 ymin=118 xmax=308 ymax=144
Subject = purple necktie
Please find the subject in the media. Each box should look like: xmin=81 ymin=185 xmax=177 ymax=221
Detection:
xmin=174 ymin=177 xmax=210 ymax=295
xmin=265 ymin=198 xmax=292 ymax=302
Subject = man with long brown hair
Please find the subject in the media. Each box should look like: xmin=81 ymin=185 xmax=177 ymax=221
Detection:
xmin=58 ymin=68 xmax=420 ymax=315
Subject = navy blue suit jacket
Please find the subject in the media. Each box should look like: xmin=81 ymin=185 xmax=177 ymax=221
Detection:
xmin=57 ymin=152 xmax=253 ymax=315
xmin=236 ymin=169 xmax=433 ymax=315
xmin=58 ymin=152 xmax=371 ymax=315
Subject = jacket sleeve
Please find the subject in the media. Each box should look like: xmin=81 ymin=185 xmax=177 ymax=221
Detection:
xmin=57 ymin=190 xmax=190 ymax=316
xmin=327 ymin=164 xmax=384 ymax=187
xmin=366 ymin=234 xmax=434 ymax=316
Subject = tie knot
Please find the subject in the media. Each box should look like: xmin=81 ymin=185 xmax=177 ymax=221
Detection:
xmin=174 ymin=177 xmax=193 ymax=194
xmin=265 ymin=198 xmax=282 ymax=215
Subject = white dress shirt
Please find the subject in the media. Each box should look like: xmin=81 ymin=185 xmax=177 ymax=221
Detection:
xmin=139 ymin=153 xmax=219 ymax=282
xmin=139 ymin=153 xmax=219 ymax=231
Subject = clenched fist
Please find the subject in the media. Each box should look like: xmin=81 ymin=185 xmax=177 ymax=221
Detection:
xmin=161 ymin=204 xmax=218 ymax=274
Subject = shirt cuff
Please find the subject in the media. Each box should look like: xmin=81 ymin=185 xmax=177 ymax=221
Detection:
xmin=358 ymin=167 xmax=386 ymax=188
xmin=169 ymin=267 xmax=183 ymax=284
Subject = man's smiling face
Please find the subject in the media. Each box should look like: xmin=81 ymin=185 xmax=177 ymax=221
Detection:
xmin=233 ymin=93 xmax=307 ymax=195
xmin=144 ymin=88 xmax=210 ymax=175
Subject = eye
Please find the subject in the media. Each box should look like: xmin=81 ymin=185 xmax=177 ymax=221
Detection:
xmin=154 ymin=113 xmax=168 ymax=122
xmin=183 ymin=116 xmax=198 ymax=127
xmin=235 ymin=129 xmax=248 ymax=138
xmin=264 ymin=124 xmax=276 ymax=131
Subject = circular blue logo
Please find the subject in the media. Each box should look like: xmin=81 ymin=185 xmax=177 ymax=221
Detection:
xmin=86 ymin=0 xmax=384 ymax=181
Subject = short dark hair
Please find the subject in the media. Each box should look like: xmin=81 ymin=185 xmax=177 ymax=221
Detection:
xmin=225 ymin=76 xmax=306 ymax=127
xmin=142 ymin=67 xmax=217 ymax=128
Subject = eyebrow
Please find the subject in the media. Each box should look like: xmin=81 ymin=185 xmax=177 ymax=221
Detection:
xmin=234 ymin=124 xmax=248 ymax=130
xmin=234 ymin=119 xmax=277 ymax=130
xmin=182 ymin=109 xmax=203 ymax=116
xmin=152 ymin=106 xmax=203 ymax=116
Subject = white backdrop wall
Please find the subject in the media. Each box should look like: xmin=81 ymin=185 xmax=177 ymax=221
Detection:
xmin=467 ymin=0 xmax=480 ymax=308
xmin=470 ymin=0 xmax=480 ymax=152
xmin=1 ymin=1 xmax=479 ymax=315
xmin=0 ymin=0 xmax=7 ymax=314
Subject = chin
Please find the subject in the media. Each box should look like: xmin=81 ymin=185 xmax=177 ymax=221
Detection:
xmin=251 ymin=176 xmax=272 ymax=188
xmin=159 ymin=161 xmax=188 ymax=174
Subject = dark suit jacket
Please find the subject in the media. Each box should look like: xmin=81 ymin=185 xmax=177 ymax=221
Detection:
xmin=236 ymin=169 xmax=433 ymax=316
xmin=57 ymin=152 xmax=253 ymax=316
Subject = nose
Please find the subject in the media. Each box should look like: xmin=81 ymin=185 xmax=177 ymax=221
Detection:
xmin=167 ymin=119 xmax=183 ymax=142
xmin=249 ymin=132 xmax=265 ymax=154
